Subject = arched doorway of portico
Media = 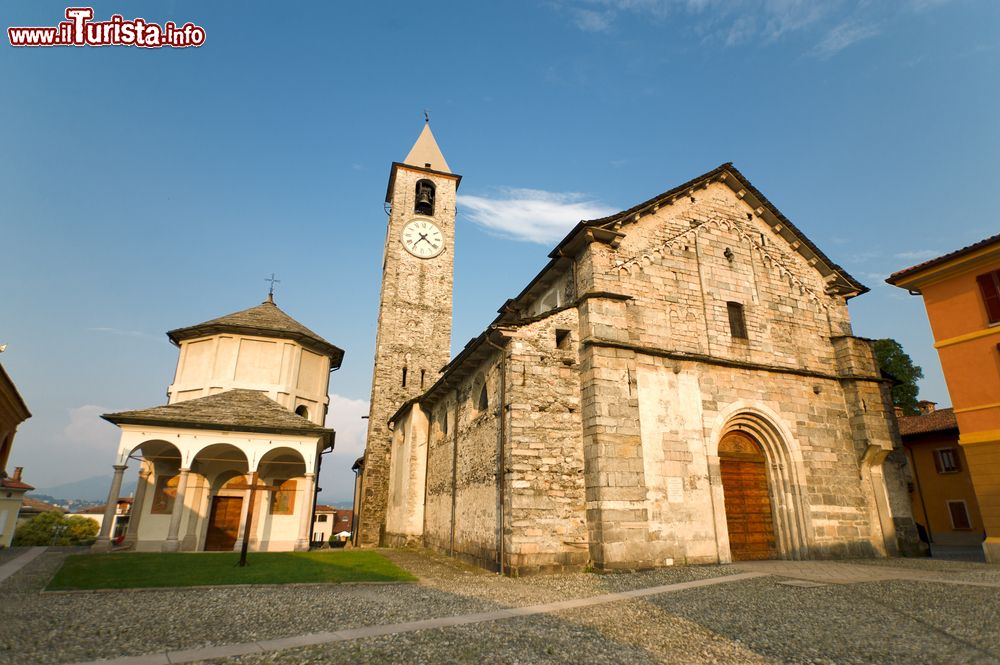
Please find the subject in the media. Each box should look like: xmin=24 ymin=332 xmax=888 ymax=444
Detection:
xmin=205 ymin=473 xmax=247 ymax=551
xmin=254 ymin=447 xmax=311 ymax=551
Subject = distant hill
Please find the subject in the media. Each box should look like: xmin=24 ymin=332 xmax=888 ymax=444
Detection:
xmin=32 ymin=475 xmax=137 ymax=502
xmin=315 ymin=495 xmax=353 ymax=510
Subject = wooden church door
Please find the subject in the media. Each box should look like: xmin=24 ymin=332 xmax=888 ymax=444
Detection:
xmin=719 ymin=431 xmax=777 ymax=561
xmin=205 ymin=496 xmax=242 ymax=551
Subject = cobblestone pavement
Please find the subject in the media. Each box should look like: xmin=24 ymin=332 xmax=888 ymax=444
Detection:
xmin=1 ymin=548 xmax=998 ymax=665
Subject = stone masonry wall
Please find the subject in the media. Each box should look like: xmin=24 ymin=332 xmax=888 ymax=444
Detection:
xmin=586 ymin=181 xmax=852 ymax=373
xmin=358 ymin=165 xmax=457 ymax=546
xmin=420 ymin=353 xmax=502 ymax=570
xmin=505 ymin=308 xmax=589 ymax=574
xmin=570 ymin=179 xmax=917 ymax=567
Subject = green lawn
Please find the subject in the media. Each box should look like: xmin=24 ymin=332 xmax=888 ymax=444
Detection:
xmin=47 ymin=550 xmax=416 ymax=590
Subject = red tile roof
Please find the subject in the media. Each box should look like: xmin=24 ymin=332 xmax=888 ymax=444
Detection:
xmin=0 ymin=477 xmax=34 ymax=491
xmin=887 ymin=232 xmax=1000 ymax=284
xmin=18 ymin=497 xmax=67 ymax=514
xmin=898 ymin=407 xmax=958 ymax=437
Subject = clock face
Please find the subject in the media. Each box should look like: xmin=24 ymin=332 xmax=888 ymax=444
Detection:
xmin=401 ymin=219 xmax=445 ymax=258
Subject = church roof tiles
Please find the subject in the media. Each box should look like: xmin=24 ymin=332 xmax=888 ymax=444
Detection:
xmin=102 ymin=389 xmax=333 ymax=439
xmin=167 ymin=298 xmax=344 ymax=367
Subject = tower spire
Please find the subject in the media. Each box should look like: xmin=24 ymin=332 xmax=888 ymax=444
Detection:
xmin=403 ymin=121 xmax=450 ymax=174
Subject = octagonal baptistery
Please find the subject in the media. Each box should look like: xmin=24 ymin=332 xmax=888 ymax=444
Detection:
xmin=166 ymin=294 xmax=343 ymax=424
xmin=93 ymin=296 xmax=344 ymax=554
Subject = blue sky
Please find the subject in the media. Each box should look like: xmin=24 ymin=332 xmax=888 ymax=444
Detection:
xmin=2 ymin=0 xmax=997 ymax=501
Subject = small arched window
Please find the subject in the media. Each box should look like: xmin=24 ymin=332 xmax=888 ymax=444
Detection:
xmin=414 ymin=179 xmax=435 ymax=216
xmin=478 ymin=384 xmax=489 ymax=413
xmin=295 ymin=405 xmax=309 ymax=420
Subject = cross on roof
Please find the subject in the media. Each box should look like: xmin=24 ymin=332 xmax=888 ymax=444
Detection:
xmin=265 ymin=273 xmax=281 ymax=300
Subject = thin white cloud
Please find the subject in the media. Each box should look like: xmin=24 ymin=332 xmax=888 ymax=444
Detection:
xmin=555 ymin=0 xmax=941 ymax=57
xmin=63 ymin=405 xmax=118 ymax=451
xmin=810 ymin=20 xmax=880 ymax=58
xmin=458 ymin=189 xmax=617 ymax=245
xmin=894 ymin=249 xmax=940 ymax=261
xmin=575 ymin=8 xmax=613 ymax=31
xmin=325 ymin=394 xmax=369 ymax=458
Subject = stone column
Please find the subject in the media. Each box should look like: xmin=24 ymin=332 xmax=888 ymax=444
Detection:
xmin=296 ymin=473 xmax=316 ymax=551
xmin=161 ymin=468 xmax=190 ymax=552
xmin=92 ymin=464 xmax=127 ymax=552
xmin=122 ymin=466 xmax=151 ymax=548
xmin=182 ymin=476 xmax=205 ymax=551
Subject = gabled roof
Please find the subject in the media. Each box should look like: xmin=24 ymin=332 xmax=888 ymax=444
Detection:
xmin=887 ymin=232 xmax=1000 ymax=286
xmin=898 ymin=407 xmax=958 ymax=437
xmin=103 ymin=389 xmax=333 ymax=439
xmin=167 ymin=297 xmax=343 ymax=367
xmin=403 ymin=122 xmax=451 ymax=174
xmin=584 ymin=162 xmax=866 ymax=297
xmin=503 ymin=163 xmax=866 ymax=324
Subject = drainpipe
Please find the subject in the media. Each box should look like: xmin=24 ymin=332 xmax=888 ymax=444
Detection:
xmin=485 ymin=332 xmax=508 ymax=575
xmin=310 ymin=437 xmax=334 ymax=547
xmin=450 ymin=398 xmax=460 ymax=556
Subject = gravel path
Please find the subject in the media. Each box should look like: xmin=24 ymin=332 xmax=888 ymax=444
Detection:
xmin=838 ymin=556 xmax=1000 ymax=583
xmin=2 ymin=548 xmax=998 ymax=664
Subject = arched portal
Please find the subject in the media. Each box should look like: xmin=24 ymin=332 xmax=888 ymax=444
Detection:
xmin=712 ymin=407 xmax=812 ymax=561
xmin=719 ymin=431 xmax=776 ymax=561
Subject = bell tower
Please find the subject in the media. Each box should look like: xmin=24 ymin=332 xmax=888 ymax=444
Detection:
xmin=357 ymin=121 xmax=460 ymax=546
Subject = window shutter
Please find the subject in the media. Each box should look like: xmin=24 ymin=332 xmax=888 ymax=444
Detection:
xmin=977 ymin=270 xmax=1000 ymax=324
xmin=933 ymin=450 xmax=944 ymax=473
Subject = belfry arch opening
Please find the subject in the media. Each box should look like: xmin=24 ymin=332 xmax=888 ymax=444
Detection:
xmin=414 ymin=179 xmax=435 ymax=216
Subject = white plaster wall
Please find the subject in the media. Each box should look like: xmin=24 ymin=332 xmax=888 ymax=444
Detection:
xmin=0 ymin=496 xmax=23 ymax=547
xmin=167 ymin=334 xmax=331 ymax=426
xmin=636 ymin=364 xmax=719 ymax=562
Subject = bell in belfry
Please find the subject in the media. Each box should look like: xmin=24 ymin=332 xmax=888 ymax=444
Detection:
xmin=414 ymin=180 xmax=435 ymax=216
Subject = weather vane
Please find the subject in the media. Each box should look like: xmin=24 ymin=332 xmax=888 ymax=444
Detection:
xmin=424 ymin=109 xmax=429 ymax=123
xmin=265 ymin=273 xmax=281 ymax=299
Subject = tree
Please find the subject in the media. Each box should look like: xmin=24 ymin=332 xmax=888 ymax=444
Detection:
xmin=12 ymin=511 xmax=99 ymax=546
xmin=874 ymin=338 xmax=924 ymax=416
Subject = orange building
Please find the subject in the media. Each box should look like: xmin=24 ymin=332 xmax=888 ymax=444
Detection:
xmin=888 ymin=233 xmax=1000 ymax=562
xmin=899 ymin=403 xmax=983 ymax=549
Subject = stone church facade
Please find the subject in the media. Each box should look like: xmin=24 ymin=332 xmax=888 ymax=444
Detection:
xmin=358 ymin=124 xmax=919 ymax=574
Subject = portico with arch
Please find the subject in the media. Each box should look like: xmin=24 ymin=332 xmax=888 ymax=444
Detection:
xmin=92 ymin=295 xmax=342 ymax=553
